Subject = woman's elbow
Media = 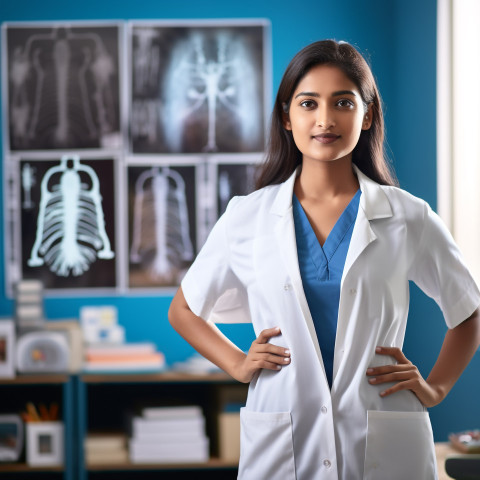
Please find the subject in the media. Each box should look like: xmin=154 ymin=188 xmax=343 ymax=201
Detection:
xmin=168 ymin=287 xmax=193 ymax=331
xmin=168 ymin=288 xmax=182 ymax=328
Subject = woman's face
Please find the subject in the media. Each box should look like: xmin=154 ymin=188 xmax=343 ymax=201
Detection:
xmin=283 ymin=64 xmax=372 ymax=166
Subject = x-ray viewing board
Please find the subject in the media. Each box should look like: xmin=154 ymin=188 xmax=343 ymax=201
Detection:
xmin=1 ymin=19 xmax=270 ymax=296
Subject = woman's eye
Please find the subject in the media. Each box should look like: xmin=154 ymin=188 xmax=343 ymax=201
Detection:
xmin=300 ymin=100 xmax=316 ymax=109
xmin=337 ymin=99 xmax=354 ymax=108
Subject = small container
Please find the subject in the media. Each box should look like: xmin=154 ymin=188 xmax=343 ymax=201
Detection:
xmin=26 ymin=421 xmax=64 ymax=466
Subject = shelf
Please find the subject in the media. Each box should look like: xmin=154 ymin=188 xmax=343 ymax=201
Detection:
xmin=0 ymin=462 xmax=64 ymax=472
xmin=86 ymin=458 xmax=238 ymax=471
xmin=0 ymin=374 xmax=70 ymax=385
xmin=80 ymin=371 xmax=237 ymax=384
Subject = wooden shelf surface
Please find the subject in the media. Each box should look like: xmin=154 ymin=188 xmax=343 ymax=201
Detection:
xmin=0 ymin=374 xmax=69 ymax=385
xmin=86 ymin=457 xmax=238 ymax=471
xmin=0 ymin=462 xmax=64 ymax=472
xmin=80 ymin=371 xmax=237 ymax=384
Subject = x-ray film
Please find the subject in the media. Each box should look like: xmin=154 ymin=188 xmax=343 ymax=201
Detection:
xmin=4 ymin=23 xmax=121 ymax=150
xmin=19 ymin=156 xmax=117 ymax=289
xmin=129 ymin=21 xmax=268 ymax=154
xmin=217 ymin=163 xmax=257 ymax=216
xmin=128 ymin=165 xmax=196 ymax=288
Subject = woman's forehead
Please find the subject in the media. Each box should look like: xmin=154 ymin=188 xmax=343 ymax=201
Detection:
xmin=293 ymin=64 xmax=359 ymax=95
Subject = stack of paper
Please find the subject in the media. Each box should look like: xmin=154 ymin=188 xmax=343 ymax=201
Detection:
xmin=15 ymin=280 xmax=45 ymax=332
xmin=129 ymin=406 xmax=209 ymax=464
xmin=83 ymin=342 xmax=165 ymax=372
xmin=85 ymin=433 xmax=128 ymax=465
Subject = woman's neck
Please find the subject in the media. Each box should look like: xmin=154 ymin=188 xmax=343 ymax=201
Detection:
xmin=295 ymin=157 xmax=359 ymax=202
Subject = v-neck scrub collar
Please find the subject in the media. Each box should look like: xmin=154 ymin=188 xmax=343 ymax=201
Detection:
xmin=292 ymin=189 xmax=362 ymax=388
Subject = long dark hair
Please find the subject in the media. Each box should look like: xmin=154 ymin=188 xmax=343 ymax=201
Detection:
xmin=256 ymin=40 xmax=397 ymax=189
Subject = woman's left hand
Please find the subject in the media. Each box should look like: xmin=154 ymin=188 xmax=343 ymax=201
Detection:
xmin=366 ymin=346 xmax=444 ymax=408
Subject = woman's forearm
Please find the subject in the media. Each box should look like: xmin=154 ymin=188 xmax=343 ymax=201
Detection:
xmin=367 ymin=308 xmax=480 ymax=407
xmin=426 ymin=308 xmax=480 ymax=401
xmin=168 ymin=287 xmax=247 ymax=379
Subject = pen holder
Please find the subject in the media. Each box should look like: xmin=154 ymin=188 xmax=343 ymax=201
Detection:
xmin=26 ymin=421 xmax=64 ymax=466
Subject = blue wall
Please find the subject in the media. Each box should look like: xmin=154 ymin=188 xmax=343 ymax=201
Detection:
xmin=1 ymin=0 xmax=478 ymax=441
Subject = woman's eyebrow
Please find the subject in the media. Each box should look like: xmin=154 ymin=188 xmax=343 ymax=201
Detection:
xmin=332 ymin=90 xmax=357 ymax=97
xmin=294 ymin=90 xmax=358 ymax=99
xmin=294 ymin=91 xmax=320 ymax=99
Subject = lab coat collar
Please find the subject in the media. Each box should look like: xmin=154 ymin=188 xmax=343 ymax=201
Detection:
xmin=269 ymin=163 xmax=393 ymax=221
xmin=354 ymin=165 xmax=392 ymax=220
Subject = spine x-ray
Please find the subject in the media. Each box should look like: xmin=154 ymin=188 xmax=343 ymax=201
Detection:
xmin=19 ymin=156 xmax=116 ymax=290
xmin=130 ymin=24 xmax=266 ymax=154
xmin=6 ymin=24 xmax=121 ymax=150
xmin=128 ymin=165 xmax=196 ymax=288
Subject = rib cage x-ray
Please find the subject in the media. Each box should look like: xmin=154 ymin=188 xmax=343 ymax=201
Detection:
xmin=129 ymin=166 xmax=196 ymax=287
xmin=26 ymin=155 xmax=114 ymax=279
xmin=6 ymin=25 xmax=120 ymax=150
xmin=130 ymin=25 xmax=266 ymax=153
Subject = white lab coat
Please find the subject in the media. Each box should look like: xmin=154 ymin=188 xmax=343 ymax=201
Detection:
xmin=181 ymin=165 xmax=480 ymax=480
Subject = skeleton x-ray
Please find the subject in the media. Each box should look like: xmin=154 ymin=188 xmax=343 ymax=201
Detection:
xmin=20 ymin=156 xmax=116 ymax=289
xmin=130 ymin=23 xmax=266 ymax=154
xmin=5 ymin=24 xmax=121 ymax=150
xmin=217 ymin=163 xmax=257 ymax=216
xmin=128 ymin=165 xmax=196 ymax=288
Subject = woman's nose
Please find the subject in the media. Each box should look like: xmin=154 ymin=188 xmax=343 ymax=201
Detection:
xmin=316 ymin=107 xmax=335 ymax=128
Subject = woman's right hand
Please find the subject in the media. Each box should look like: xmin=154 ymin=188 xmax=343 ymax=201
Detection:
xmin=234 ymin=327 xmax=291 ymax=383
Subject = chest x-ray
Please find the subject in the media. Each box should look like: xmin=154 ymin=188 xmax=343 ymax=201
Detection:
xmin=5 ymin=24 xmax=121 ymax=150
xmin=20 ymin=156 xmax=116 ymax=289
xmin=128 ymin=165 xmax=196 ymax=288
xmin=130 ymin=23 xmax=267 ymax=154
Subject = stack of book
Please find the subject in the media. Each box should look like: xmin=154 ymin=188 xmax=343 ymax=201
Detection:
xmin=129 ymin=406 xmax=209 ymax=464
xmin=84 ymin=433 xmax=128 ymax=465
xmin=83 ymin=342 xmax=165 ymax=373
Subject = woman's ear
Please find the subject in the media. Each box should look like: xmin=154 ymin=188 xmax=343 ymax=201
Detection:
xmin=362 ymin=104 xmax=373 ymax=130
xmin=282 ymin=103 xmax=292 ymax=130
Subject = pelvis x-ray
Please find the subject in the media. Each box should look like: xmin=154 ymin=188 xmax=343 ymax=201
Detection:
xmin=6 ymin=24 xmax=121 ymax=150
xmin=130 ymin=24 xmax=266 ymax=154
xmin=20 ymin=156 xmax=116 ymax=289
xmin=128 ymin=165 xmax=196 ymax=288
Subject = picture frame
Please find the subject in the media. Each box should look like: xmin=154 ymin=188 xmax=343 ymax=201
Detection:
xmin=3 ymin=22 xmax=123 ymax=151
xmin=26 ymin=421 xmax=64 ymax=466
xmin=128 ymin=20 xmax=270 ymax=154
xmin=0 ymin=320 xmax=15 ymax=379
xmin=18 ymin=155 xmax=117 ymax=290
xmin=127 ymin=162 xmax=197 ymax=289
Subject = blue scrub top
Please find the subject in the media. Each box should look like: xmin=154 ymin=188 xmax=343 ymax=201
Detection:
xmin=292 ymin=190 xmax=361 ymax=388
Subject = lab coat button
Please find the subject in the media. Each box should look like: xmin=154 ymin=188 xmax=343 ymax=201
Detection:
xmin=284 ymin=284 xmax=291 ymax=291
xmin=323 ymin=459 xmax=331 ymax=468
xmin=349 ymin=288 xmax=357 ymax=295
xmin=321 ymin=405 xmax=328 ymax=414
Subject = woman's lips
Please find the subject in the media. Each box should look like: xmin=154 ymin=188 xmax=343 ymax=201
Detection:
xmin=313 ymin=133 xmax=340 ymax=144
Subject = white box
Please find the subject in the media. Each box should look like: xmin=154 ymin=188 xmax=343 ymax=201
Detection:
xmin=218 ymin=412 xmax=240 ymax=461
xmin=26 ymin=421 xmax=64 ymax=466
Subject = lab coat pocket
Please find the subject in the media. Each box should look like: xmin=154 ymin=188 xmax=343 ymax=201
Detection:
xmin=238 ymin=408 xmax=296 ymax=480
xmin=363 ymin=410 xmax=438 ymax=480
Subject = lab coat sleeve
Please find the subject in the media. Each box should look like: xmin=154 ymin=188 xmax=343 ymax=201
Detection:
xmin=181 ymin=197 xmax=251 ymax=324
xmin=408 ymin=203 xmax=480 ymax=329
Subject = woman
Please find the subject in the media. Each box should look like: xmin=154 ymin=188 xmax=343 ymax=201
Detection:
xmin=169 ymin=40 xmax=480 ymax=479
